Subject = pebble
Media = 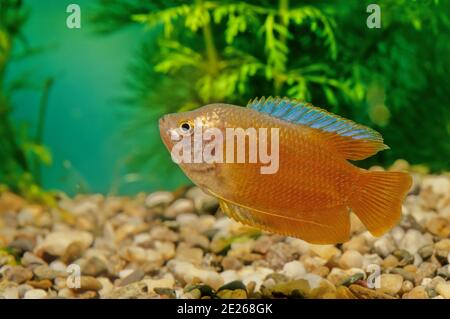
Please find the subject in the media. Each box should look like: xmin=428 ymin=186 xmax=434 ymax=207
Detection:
xmin=373 ymin=235 xmax=396 ymax=258
xmin=1 ymin=174 xmax=448 ymax=299
xmin=221 ymin=256 xmax=243 ymax=270
xmin=390 ymin=227 xmax=405 ymax=246
xmin=382 ymin=255 xmax=399 ymax=268
xmin=435 ymin=282 xmax=450 ymax=299
xmin=0 ymin=286 xmax=19 ymax=299
xmin=149 ymin=226 xmax=179 ymax=242
xmin=418 ymin=244 xmax=434 ymax=260
xmin=33 ymin=265 xmax=58 ymax=280
xmin=327 ymin=268 xmax=348 ymax=286
xmin=168 ymin=260 xmax=224 ymax=290
xmin=82 ymin=256 xmax=109 ymax=276
xmin=310 ymin=245 xmax=341 ymax=261
xmin=165 ymin=198 xmax=195 ymax=218
xmin=437 ymin=266 xmax=450 ymax=279
xmin=435 ymin=239 xmax=450 ymax=252
xmin=415 ymin=262 xmax=438 ymax=284
xmin=23 ymin=289 xmax=48 ymax=299
xmin=398 ymin=229 xmax=433 ymax=254
xmin=340 ymin=273 xmax=364 ymax=286
xmin=390 ymin=268 xmax=415 ymax=282
xmin=28 ymin=279 xmax=53 ymax=290
xmin=377 ymin=274 xmax=403 ymax=295
xmin=339 ymin=250 xmax=363 ymax=269
xmin=17 ymin=284 xmax=33 ymax=298
xmin=105 ymin=281 xmax=148 ymax=299
xmin=8 ymin=238 xmax=35 ymax=253
xmin=49 ymin=260 xmax=68 ymax=273
xmin=58 ymin=287 xmax=75 ymax=298
xmin=4 ymin=266 xmax=33 ymax=284
xmin=217 ymin=288 xmax=247 ymax=299
xmin=21 ymin=252 xmax=46 ymax=267
xmin=282 ymin=261 xmax=306 ymax=279
xmin=428 ymin=276 xmax=446 ymax=289
xmin=342 ymin=235 xmax=369 ymax=254
xmin=183 ymin=233 xmax=210 ymax=250
xmin=118 ymin=269 xmax=145 ymax=287
xmin=336 ymin=286 xmax=356 ymax=299
xmin=144 ymin=274 xmax=176 ymax=294
xmin=426 ymin=217 xmax=450 ymax=238
xmin=36 ymin=230 xmax=93 ymax=257
xmin=349 ymin=284 xmax=395 ymax=299
xmin=61 ymin=242 xmax=84 ymax=264
xmin=401 ymin=280 xmax=414 ymax=293
xmin=145 ymin=191 xmax=174 ymax=208
xmin=175 ymin=246 xmax=204 ymax=266
xmin=185 ymin=187 xmax=218 ymax=213
xmin=362 ymin=254 xmax=383 ymax=268
xmin=252 ymin=236 xmax=273 ymax=254
xmin=97 ymin=277 xmax=114 ymax=297
xmin=403 ymin=286 xmax=429 ymax=299
xmin=0 ymin=192 xmax=26 ymax=213
xmin=75 ymin=276 xmax=103 ymax=291
xmin=393 ymin=249 xmax=414 ymax=266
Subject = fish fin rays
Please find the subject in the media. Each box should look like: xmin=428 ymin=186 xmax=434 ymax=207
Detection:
xmin=247 ymin=96 xmax=388 ymax=160
xmin=219 ymin=199 xmax=351 ymax=244
xmin=350 ymin=171 xmax=412 ymax=237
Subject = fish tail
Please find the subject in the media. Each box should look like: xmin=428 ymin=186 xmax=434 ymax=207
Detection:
xmin=349 ymin=170 xmax=412 ymax=237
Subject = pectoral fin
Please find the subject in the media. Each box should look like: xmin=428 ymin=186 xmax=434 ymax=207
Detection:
xmin=219 ymin=199 xmax=351 ymax=244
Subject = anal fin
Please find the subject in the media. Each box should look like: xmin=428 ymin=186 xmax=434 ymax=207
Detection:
xmin=219 ymin=199 xmax=350 ymax=244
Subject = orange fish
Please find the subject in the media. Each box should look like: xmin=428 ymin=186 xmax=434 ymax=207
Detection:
xmin=159 ymin=97 xmax=412 ymax=244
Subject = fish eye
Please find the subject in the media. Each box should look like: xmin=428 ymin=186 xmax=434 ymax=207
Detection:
xmin=179 ymin=120 xmax=194 ymax=134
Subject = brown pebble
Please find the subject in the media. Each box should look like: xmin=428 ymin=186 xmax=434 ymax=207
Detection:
xmin=402 ymin=286 xmax=429 ymax=299
xmin=27 ymin=279 xmax=53 ymax=290
xmin=382 ymin=255 xmax=399 ymax=268
xmin=336 ymin=286 xmax=357 ymax=299
xmin=118 ymin=269 xmax=145 ymax=287
xmin=349 ymin=284 xmax=396 ymax=299
xmin=5 ymin=266 xmax=33 ymax=284
xmin=73 ymin=276 xmax=103 ymax=291
xmin=221 ymin=256 xmax=243 ymax=270
xmin=77 ymin=291 xmax=99 ymax=299
xmin=61 ymin=242 xmax=84 ymax=264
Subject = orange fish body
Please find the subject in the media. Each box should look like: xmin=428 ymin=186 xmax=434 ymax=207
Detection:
xmin=159 ymin=97 xmax=412 ymax=244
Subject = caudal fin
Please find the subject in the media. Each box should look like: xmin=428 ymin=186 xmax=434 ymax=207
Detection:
xmin=349 ymin=170 xmax=412 ymax=237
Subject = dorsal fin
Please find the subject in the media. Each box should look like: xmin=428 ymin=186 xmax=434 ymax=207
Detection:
xmin=247 ymin=96 xmax=389 ymax=160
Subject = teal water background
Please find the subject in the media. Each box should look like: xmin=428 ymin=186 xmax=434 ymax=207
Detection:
xmin=9 ymin=0 xmax=144 ymax=195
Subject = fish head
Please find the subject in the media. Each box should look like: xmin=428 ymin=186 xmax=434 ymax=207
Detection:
xmin=159 ymin=104 xmax=230 ymax=189
xmin=159 ymin=104 xmax=226 ymax=150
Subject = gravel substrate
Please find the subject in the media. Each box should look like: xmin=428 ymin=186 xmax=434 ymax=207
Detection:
xmin=0 ymin=165 xmax=449 ymax=299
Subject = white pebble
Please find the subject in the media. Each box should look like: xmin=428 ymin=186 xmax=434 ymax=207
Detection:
xmin=24 ymin=289 xmax=48 ymax=299
xmin=282 ymin=261 xmax=306 ymax=279
xmin=339 ymin=250 xmax=363 ymax=269
xmin=145 ymin=191 xmax=174 ymax=207
xmin=399 ymin=229 xmax=433 ymax=254
xmin=373 ymin=234 xmax=396 ymax=257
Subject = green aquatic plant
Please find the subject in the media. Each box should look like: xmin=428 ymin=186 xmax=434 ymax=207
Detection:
xmin=93 ymin=0 xmax=353 ymax=189
xmin=92 ymin=0 xmax=450 ymax=190
xmin=0 ymin=0 xmax=54 ymax=203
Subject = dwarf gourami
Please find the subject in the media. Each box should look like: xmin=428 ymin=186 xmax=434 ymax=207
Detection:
xmin=159 ymin=97 xmax=412 ymax=244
